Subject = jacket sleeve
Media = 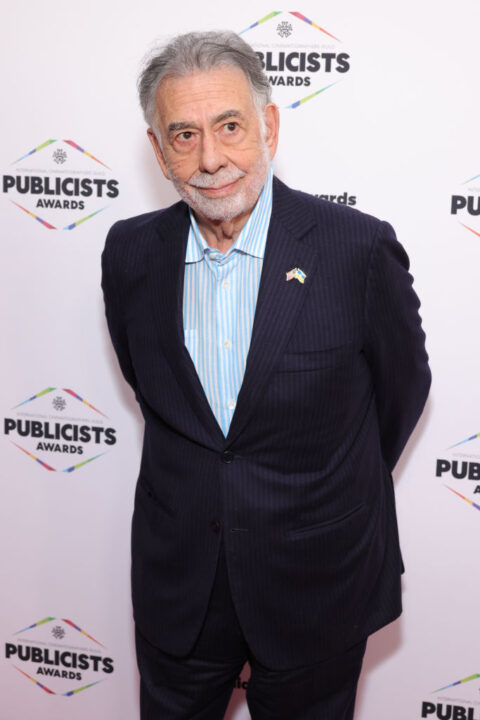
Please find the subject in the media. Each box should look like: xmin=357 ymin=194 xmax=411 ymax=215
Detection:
xmin=101 ymin=223 xmax=138 ymax=396
xmin=363 ymin=221 xmax=431 ymax=472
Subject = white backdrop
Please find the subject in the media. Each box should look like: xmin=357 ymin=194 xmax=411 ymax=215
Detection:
xmin=1 ymin=2 xmax=479 ymax=719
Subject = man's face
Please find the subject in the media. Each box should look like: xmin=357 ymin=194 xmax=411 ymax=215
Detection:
xmin=147 ymin=66 xmax=279 ymax=222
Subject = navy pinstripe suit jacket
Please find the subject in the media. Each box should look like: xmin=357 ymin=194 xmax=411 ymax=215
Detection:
xmin=101 ymin=176 xmax=431 ymax=670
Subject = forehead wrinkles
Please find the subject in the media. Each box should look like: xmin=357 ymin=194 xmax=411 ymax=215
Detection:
xmin=155 ymin=68 xmax=255 ymax=125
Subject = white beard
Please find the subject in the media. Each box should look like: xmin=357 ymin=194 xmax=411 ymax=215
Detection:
xmin=167 ymin=141 xmax=271 ymax=222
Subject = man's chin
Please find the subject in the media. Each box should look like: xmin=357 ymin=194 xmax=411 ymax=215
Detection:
xmin=170 ymin=154 xmax=271 ymax=223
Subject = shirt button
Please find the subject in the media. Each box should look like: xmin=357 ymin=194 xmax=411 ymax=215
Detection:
xmin=222 ymin=450 xmax=234 ymax=463
xmin=210 ymin=520 xmax=221 ymax=534
xmin=227 ymin=399 xmax=236 ymax=410
xmin=224 ymin=339 xmax=232 ymax=350
xmin=222 ymin=280 xmax=230 ymax=289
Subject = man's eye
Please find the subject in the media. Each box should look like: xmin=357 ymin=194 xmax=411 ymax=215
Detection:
xmin=224 ymin=122 xmax=238 ymax=133
xmin=178 ymin=131 xmax=193 ymax=141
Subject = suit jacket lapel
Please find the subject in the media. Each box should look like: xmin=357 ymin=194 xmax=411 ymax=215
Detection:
xmin=225 ymin=178 xmax=319 ymax=446
xmin=148 ymin=202 xmax=226 ymax=448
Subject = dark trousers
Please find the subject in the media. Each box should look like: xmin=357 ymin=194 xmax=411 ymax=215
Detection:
xmin=136 ymin=536 xmax=367 ymax=719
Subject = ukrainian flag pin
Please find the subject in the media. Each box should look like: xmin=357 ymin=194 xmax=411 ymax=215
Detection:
xmin=286 ymin=267 xmax=307 ymax=284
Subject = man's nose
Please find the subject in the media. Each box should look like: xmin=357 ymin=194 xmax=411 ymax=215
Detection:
xmin=198 ymin=131 xmax=227 ymax=174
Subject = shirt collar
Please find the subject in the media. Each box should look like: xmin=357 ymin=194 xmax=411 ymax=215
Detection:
xmin=185 ymin=165 xmax=273 ymax=264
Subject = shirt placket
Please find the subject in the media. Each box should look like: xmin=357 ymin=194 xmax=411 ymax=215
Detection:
xmin=206 ymin=249 xmax=238 ymax=436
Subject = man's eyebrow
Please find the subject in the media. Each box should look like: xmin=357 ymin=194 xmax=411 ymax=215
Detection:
xmin=168 ymin=121 xmax=198 ymax=133
xmin=167 ymin=110 xmax=242 ymax=134
xmin=213 ymin=109 xmax=242 ymax=124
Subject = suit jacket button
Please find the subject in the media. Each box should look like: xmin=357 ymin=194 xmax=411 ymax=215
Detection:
xmin=222 ymin=450 xmax=234 ymax=463
xmin=210 ymin=520 xmax=221 ymax=534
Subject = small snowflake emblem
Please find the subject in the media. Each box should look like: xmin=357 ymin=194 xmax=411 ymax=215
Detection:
xmin=51 ymin=625 xmax=65 ymax=640
xmin=277 ymin=21 xmax=293 ymax=38
xmin=53 ymin=148 xmax=67 ymax=164
xmin=52 ymin=396 xmax=66 ymax=411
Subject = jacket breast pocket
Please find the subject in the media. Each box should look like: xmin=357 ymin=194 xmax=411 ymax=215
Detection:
xmin=276 ymin=343 xmax=354 ymax=373
xmin=286 ymin=502 xmax=366 ymax=540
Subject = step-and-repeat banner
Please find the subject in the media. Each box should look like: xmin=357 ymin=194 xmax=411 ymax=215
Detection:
xmin=1 ymin=2 xmax=479 ymax=719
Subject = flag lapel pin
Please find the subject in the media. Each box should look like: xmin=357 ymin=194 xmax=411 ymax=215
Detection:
xmin=286 ymin=267 xmax=307 ymax=284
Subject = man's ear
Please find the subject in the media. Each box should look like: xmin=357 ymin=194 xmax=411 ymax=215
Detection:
xmin=147 ymin=128 xmax=170 ymax=180
xmin=263 ymin=103 xmax=280 ymax=160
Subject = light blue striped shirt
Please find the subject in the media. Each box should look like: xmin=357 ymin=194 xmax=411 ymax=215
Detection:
xmin=183 ymin=168 xmax=273 ymax=437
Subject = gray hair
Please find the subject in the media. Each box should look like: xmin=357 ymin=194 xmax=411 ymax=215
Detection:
xmin=138 ymin=30 xmax=272 ymax=131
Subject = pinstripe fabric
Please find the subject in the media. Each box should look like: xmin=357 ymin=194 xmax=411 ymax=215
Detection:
xmin=183 ymin=168 xmax=273 ymax=437
xmin=101 ymin=176 xmax=431 ymax=670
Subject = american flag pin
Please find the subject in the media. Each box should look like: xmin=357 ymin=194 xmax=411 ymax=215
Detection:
xmin=286 ymin=267 xmax=307 ymax=284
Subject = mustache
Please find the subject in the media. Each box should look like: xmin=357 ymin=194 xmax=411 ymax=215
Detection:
xmin=187 ymin=168 xmax=246 ymax=189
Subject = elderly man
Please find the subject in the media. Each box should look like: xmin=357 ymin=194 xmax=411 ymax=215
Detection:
xmin=102 ymin=30 xmax=431 ymax=720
